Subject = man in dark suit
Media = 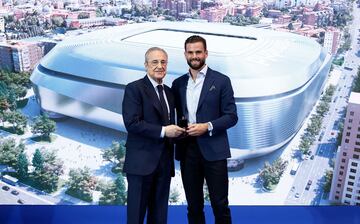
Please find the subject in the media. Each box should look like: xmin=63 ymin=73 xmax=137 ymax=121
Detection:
xmin=122 ymin=47 xmax=185 ymax=224
xmin=172 ymin=36 xmax=238 ymax=224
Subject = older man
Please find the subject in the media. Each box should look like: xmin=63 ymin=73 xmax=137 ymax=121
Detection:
xmin=122 ymin=47 xmax=184 ymax=224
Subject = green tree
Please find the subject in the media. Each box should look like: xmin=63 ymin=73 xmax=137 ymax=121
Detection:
xmin=288 ymin=22 xmax=294 ymax=30
xmin=102 ymin=141 xmax=126 ymax=172
xmin=32 ymin=148 xmax=44 ymax=170
xmin=352 ymin=67 xmax=360 ymax=92
xmin=323 ymin=170 xmax=333 ymax=193
xmin=66 ymin=167 xmax=95 ymax=202
xmin=51 ymin=16 xmax=65 ymax=27
xmin=17 ymin=152 xmax=29 ymax=179
xmin=2 ymin=110 xmax=27 ymax=133
xmin=31 ymin=115 xmax=56 ymax=140
xmin=0 ymin=81 xmax=17 ymax=111
xmin=115 ymin=174 xmax=127 ymax=205
xmin=258 ymin=158 xmax=288 ymax=190
xmin=99 ymin=174 xmax=127 ymax=205
xmin=169 ymin=187 xmax=180 ymax=204
xmin=32 ymin=150 xmax=64 ymax=192
xmin=99 ymin=182 xmax=117 ymax=205
xmin=78 ymin=12 xmax=90 ymax=19
xmin=203 ymin=181 xmax=210 ymax=202
xmin=0 ymin=138 xmax=24 ymax=168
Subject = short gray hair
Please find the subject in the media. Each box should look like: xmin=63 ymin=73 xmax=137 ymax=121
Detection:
xmin=144 ymin=47 xmax=168 ymax=63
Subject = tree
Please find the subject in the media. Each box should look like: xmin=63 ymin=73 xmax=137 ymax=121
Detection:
xmin=2 ymin=110 xmax=27 ymax=134
xmin=32 ymin=150 xmax=64 ymax=192
xmin=66 ymin=167 xmax=96 ymax=202
xmin=51 ymin=16 xmax=65 ymax=27
xmin=99 ymin=174 xmax=127 ymax=205
xmin=203 ymin=182 xmax=210 ymax=202
xmin=0 ymin=81 xmax=17 ymax=111
xmin=323 ymin=170 xmax=333 ymax=193
xmin=352 ymin=67 xmax=360 ymax=92
xmin=258 ymin=158 xmax=288 ymax=190
xmin=0 ymin=138 xmax=24 ymax=168
xmin=114 ymin=174 xmax=127 ymax=205
xmin=31 ymin=115 xmax=56 ymax=140
xmin=169 ymin=187 xmax=180 ymax=204
xmin=17 ymin=152 xmax=29 ymax=179
xmin=288 ymin=22 xmax=294 ymax=30
xmin=32 ymin=148 xmax=44 ymax=171
xmin=102 ymin=141 xmax=126 ymax=172
xmin=99 ymin=182 xmax=117 ymax=205
xmin=78 ymin=12 xmax=90 ymax=19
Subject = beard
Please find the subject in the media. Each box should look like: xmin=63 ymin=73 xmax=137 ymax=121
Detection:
xmin=187 ymin=58 xmax=205 ymax=70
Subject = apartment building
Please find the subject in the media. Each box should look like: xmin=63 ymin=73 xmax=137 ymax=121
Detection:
xmin=330 ymin=92 xmax=360 ymax=205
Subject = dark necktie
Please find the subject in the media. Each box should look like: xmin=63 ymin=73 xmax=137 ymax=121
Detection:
xmin=157 ymin=85 xmax=170 ymax=125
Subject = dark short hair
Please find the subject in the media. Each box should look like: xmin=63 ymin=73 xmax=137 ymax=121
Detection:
xmin=184 ymin=35 xmax=207 ymax=51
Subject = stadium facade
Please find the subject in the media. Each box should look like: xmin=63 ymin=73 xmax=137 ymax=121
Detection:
xmin=30 ymin=22 xmax=332 ymax=160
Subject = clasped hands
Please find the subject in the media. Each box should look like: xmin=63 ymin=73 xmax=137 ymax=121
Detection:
xmin=165 ymin=123 xmax=208 ymax=138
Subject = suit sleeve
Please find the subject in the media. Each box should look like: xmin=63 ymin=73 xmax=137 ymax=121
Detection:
xmin=211 ymin=76 xmax=238 ymax=133
xmin=122 ymin=83 xmax=162 ymax=139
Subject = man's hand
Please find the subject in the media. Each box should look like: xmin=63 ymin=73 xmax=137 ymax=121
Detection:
xmin=165 ymin=125 xmax=186 ymax=138
xmin=186 ymin=123 xmax=208 ymax=136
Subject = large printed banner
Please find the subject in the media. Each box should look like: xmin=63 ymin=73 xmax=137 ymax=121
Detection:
xmin=0 ymin=206 xmax=359 ymax=224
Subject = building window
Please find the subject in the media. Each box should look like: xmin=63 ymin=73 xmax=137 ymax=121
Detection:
xmin=336 ymin=191 xmax=340 ymax=194
xmin=345 ymin=194 xmax=352 ymax=198
xmin=343 ymin=152 xmax=347 ymax=156
xmin=356 ymin=203 xmax=360 ymax=206
xmin=339 ymin=171 xmax=344 ymax=175
xmin=335 ymin=196 xmax=339 ymax=200
xmin=355 ymin=148 xmax=360 ymax=153
xmin=348 ymin=181 xmax=354 ymax=186
xmin=349 ymin=119 xmax=353 ymax=123
xmin=342 ymin=158 xmax=346 ymax=163
xmin=340 ymin=166 xmax=345 ymax=169
xmin=349 ymin=175 xmax=355 ymax=180
xmin=337 ymin=183 xmax=342 ymax=187
xmin=351 ymin=162 xmax=358 ymax=167
xmin=350 ymin=111 xmax=354 ymax=116
xmin=358 ymin=127 xmax=360 ymax=132
xmin=350 ymin=168 xmax=356 ymax=173
xmin=354 ymin=154 xmax=360 ymax=159
xmin=347 ymin=126 xmax=352 ymax=130
xmin=357 ymin=134 xmax=360 ymax=139
xmin=344 ymin=201 xmax=350 ymax=205
xmin=347 ymin=187 xmax=353 ymax=192
xmin=345 ymin=139 xmax=350 ymax=143
xmin=346 ymin=132 xmax=351 ymax=137
xmin=356 ymin=142 xmax=360 ymax=146
xmin=338 ymin=178 xmax=342 ymax=182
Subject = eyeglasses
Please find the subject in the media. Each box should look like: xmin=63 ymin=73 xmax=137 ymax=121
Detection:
xmin=148 ymin=60 xmax=167 ymax=67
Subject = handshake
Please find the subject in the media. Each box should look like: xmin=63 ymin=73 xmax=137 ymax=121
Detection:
xmin=165 ymin=118 xmax=209 ymax=138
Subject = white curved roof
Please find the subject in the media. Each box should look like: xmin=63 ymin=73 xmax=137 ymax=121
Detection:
xmin=40 ymin=22 xmax=327 ymax=97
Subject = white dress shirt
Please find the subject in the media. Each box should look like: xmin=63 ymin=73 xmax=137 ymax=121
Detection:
xmin=186 ymin=65 xmax=208 ymax=124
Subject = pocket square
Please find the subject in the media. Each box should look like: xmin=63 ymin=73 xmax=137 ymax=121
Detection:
xmin=209 ymin=85 xmax=216 ymax=91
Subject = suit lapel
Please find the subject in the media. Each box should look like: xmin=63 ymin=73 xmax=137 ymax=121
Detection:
xmin=164 ymin=86 xmax=175 ymax=123
xmin=197 ymin=68 xmax=215 ymax=112
xmin=142 ymin=76 xmax=162 ymax=115
xmin=179 ymin=75 xmax=189 ymax=118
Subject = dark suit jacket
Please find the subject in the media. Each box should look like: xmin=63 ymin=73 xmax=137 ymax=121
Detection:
xmin=122 ymin=75 xmax=175 ymax=176
xmin=172 ymin=67 xmax=238 ymax=161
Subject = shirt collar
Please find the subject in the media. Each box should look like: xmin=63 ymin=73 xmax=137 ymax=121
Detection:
xmin=188 ymin=64 xmax=208 ymax=79
xmin=147 ymin=74 xmax=163 ymax=89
